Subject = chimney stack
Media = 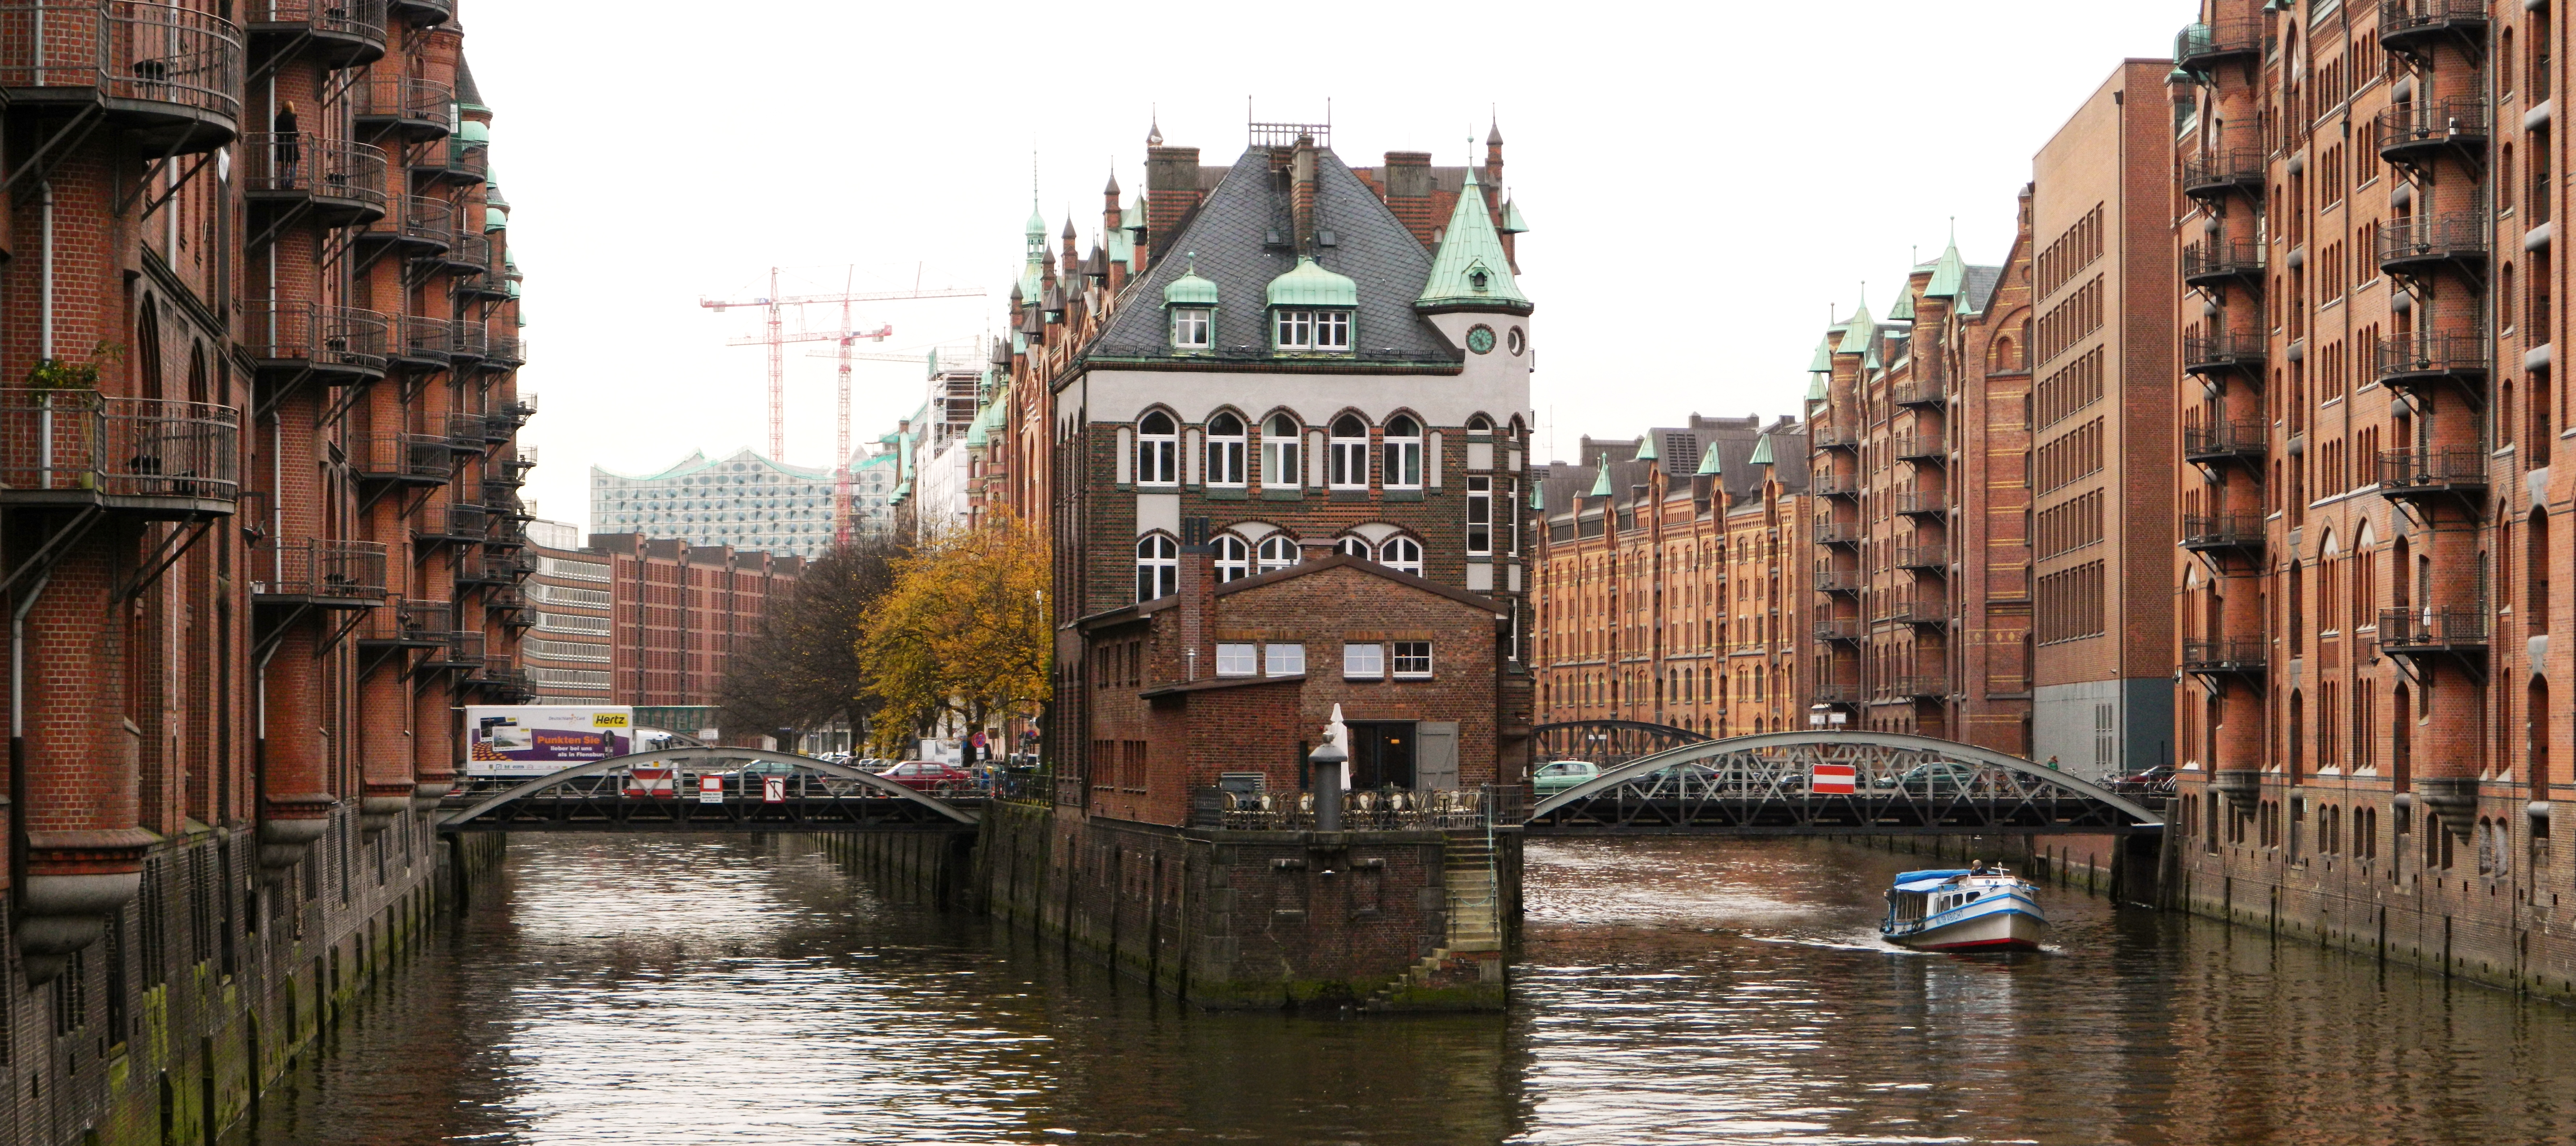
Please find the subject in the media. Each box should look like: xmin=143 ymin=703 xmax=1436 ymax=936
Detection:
xmin=1381 ymin=151 xmax=1436 ymax=246
xmin=1145 ymin=145 xmax=1202 ymax=257
xmin=1291 ymin=133 xmax=1319 ymax=254
xmin=1178 ymin=516 xmax=1214 ymax=682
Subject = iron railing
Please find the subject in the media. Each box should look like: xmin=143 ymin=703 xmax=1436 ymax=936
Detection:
xmin=401 ymin=316 xmax=460 ymax=364
xmin=2181 ymin=239 xmax=2266 ymax=282
xmin=391 ymin=193 xmax=452 ymax=247
xmin=2378 ymin=606 xmax=2488 ymax=649
xmin=0 ymin=2 xmax=244 ymax=124
xmin=2377 ymin=97 xmax=2490 ymax=154
xmin=2181 ymin=638 xmax=2267 ymax=672
xmin=1814 ymin=618 xmax=1863 ymax=642
xmin=1895 ymin=490 xmax=1947 ymax=516
xmin=1886 ymin=596 xmax=1947 ymax=624
xmin=1815 ymin=568 xmax=1861 ymax=594
xmin=1815 ymin=520 xmax=1861 ymax=545
xmin=2174 ymin=18 xmax=2261 ymax=67
xmin=242 ymin=301 xmax=391 ymax=372
xmin=1890 ymin=674 xmax=1950 ymax=699
xmin=428 ymin=134 xmax=485 ymax=181
xmin=1811 ymin=424 xmax=1858 ymax=450
xmin=2181 ymin=148 xmax=2265 ymax=195
xmin=486 ymin=336 xmax=526 ymax=368
xmin=1810 ymin=471 xmax=1857 ymax=498
xmin=2373 ymin=331 xmax=2490 ymax=380
xmin=240 ymin=132 xmax=386 ymax=210
xmin=1890 ymin=379 xmax=1945 ymax=407
xmin=427 ymin=628 xmax=485 ymax=667
xmin=1894 ymin=432 xmax=1943 ymax=460
xmin=1896 ymin=544 xmax=1948 ymax=569
xmin=254 ymin=538 xmax=385 ymax=599
xmin=2376 ymin=210 xmax=2490 ymax=269
xmin=353 ymin=432 xmax=450 ymax=481
xmin=356 ymin=598 xmax=445 ymax=644
xmin=2182 ymin=332 xmax=2266 ymax=372
xmin=350 ymin=73 xmax=448 ymax=128
xmin=0 ymin=389 xmax=238 ymax=502
xmin=2380 ymin=0 xmax=2490 ymax=40
xmin=2181 ymin=514 xmax=2266 ymax=548
xmin=1197 ymin=786 xmax=1498 ymax=832
xmin=2182 ymin=419 xmax=2267 ymax=461
xmin=2376 ymin=445 xmax=2486 ymax=490
xmin=246 ymin=0 xmax=385 ymax=41
xmin=417 ymin=502 xmax=486 ymax=541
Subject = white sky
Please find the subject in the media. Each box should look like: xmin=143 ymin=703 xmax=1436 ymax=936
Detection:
xmin=466 ymin=0 xmax=2199 ymax=534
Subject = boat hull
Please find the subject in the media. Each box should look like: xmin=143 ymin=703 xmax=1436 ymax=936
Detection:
xmin=1889 ymin=905 xmax=2047 ymax=952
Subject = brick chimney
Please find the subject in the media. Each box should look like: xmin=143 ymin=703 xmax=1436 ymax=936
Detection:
xmin=1177 ymin=516 xmax=1214 ymax=682
xmin=1381 ymin=151 xmax=1436 ymax=246
xmin=1102 ymin=170 xmax=1127 ymax=291
xmin=1145 ymin=145 xmax=1202 ymax=257
xmin=1291 ymin=133 xmax=1319 ymax=254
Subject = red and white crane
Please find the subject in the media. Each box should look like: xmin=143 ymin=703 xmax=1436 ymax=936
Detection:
xmin=698 ymin=268 xmax=980 ymax=462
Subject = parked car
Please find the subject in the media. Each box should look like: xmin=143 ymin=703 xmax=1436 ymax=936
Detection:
xmin=876 ymin=760 xmax=975 ymax=794
xmin=1531 ymin=760 xmax=1601 ymax=797
xmin=2107 ymin=764 xmax=2176 ymax=794
xmin=1873 ymin=760 xmax=1979 ymax=794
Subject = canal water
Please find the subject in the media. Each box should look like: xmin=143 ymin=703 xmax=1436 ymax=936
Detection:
xmin=233 ymin=833 xmax=2576 ymax=1145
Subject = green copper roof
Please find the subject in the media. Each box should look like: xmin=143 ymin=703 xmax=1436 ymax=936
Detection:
xmin=1695 ymin=443 xmax=1722 ymax=476
xmin=1806 ymin=370 xmax=1829 ymax=402
xmin=1807 ymin=335 xmax=1837 ymax=372
xmin=1164 ymin=255 xmax=1219 ymax=307
xmin=1923 ymin=234 xmax=1969 ymax=298
xmin=1025 ymin=203 xmax=1047 ymax=238
xmin=456 ymin=119 xmax=490 ymax=145
xmin=1749 ymin=435 xmax=1774 ymax=466
xmin=1588 ymin=465 xmax=1612 ymax=497
xmin=1887 ymin=286 xmax=1915 ymax=321
xmin=1530 ymin=480 xmax=1545 ymax=510
xmin=1863 ymin=339 xmax=1884 ymax=371
xmin=1836 ymin=300 xmax=1875 ymax=353
xmin=485 ymin=206 xmax=507 ymax=232
xmin=1416 ymin=166 xmax=1530 ymax=311
xmin=1633 ymin=434 xmax=1658 ymax=462
xmin=1501 ymin=198 xmax=1529 ymax=234
xmin=1266 ymin=256 xmax=1359 ymax=308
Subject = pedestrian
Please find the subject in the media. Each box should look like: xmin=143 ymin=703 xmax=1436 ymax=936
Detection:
xmin=274 ymin=101 xmax=300 ymax=184
xmin=2045 ymin=754 xmax=2060 ymax=771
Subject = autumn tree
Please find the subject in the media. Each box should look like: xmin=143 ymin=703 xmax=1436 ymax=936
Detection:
xmin=719 ymin=537 xmax=900 ymax=741
xmin=854 ymin=517 xmax=1051 ymax=753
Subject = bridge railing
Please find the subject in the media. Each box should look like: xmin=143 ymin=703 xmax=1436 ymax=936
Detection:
xmin=1188 ymin=786 xmax=1503 ymax=832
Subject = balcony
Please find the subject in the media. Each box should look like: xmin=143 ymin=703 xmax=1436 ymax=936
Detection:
xmin=244 ymin=0 xmax=385 ymax=67
xmin=357 ymin=194 xmax=453 ymax=259
xmin=2181 ymin=638 xmax=2267 ymax=677
xmin=446 ymin=319 xmax=489 ymax=366
xmin=1816 ymin=568 xmax=1861 ymax=595
xmin=2180 ymin=513 xmax=2266 ymax=557
xmin=412 ymin=133 xmax=485 ymax=186
xmin=1894 ymin=490 xmax=1947 ymax=518
xmin=355 ymin=599 xmax=445 ymax=650
xmin=253 ymin=539 xmax=386 ymax=606
xmin=241 ymin=133 xmax=387 ymax=228
xmin=351 ymin=74 xmax=450 ymax=141
xmin=1890 ymin=379 xmax=1945 ymax=408
xmin=2376 ymin=211 xmax=2489 ymax=278
xmin=1811 ymin=424 xmax=1858 ymax=451
xmin=2182 ymin=418 xmax=2267 ymax=467
xmin=456 ymin=246 xmax=511 ymax=302
xmin=0 ymin=390 xmax=237 ymax=518
xmin=2181 ymin=239 xmax=2266 ymax=290
xmin=1887 ymin=597 xmax=1946 ymax=627
xmin=1812 ymin=682 xmax=1860 ymax=705
xmin=457 ymin=546 xmax=533 ymax=585
xmin=423 ymin=628 xmax=485 ymax=670
xmin=471 ymin=656 xmax=531 ymax=701
xmin=387 ymin=0 xmax=450 ymax=25
xmin=414 ymin=502 xmax=487 ymax=545
xmin=2181 ymin=148 xmax=2265 ymax=202
xmin=483 ymin=336 xmax=527 ymax=370
xmin=2377 ymin=98 xmax=2489 ymax=168
xmin=1895 ymin=544 xmax=1948 ymax=571
xmin=0 ymin=2 xmax=244 ymax=153
xmin=243 ymin=302 xmax=390 ymax=383
xmin=2377 ymin=606 xmax=2489 ymax=658
xmin=2376 ymin=445 xmax=2487 ymax=505
xmin=506 ymin=445 xmax=537 ymax=475
xmin=438 ymin=230 xmax=490 ymax=279
xmin=1893 ymin=432 xmax=1943 ymax=463
xmin=1815 ymin=618 xmax=1863 ymax=644
xmin=1810 ymin=471 xmax=1857 ymax=499
xmin=2174 ymin=17 xmax=2260 ymax=73
xmin=1890 ymin=674 xmax=1950 ymax=701
xmin=486 ymin=517 xmax=529 ymax=549
xmin=2373 ymin=331 xmax=2489 ymax=390
xmin=488 ymin=586 xmax=532 ymax=627
xmin=352 ymin=432 xmax=450 ymax=486
xmin=393 ymin=316 xmax=457 ymax=370
xmin=2380 ymin=0 xmax=2489 ymax=56
xmin=443 ymin=411 xmax=490 ymax=453
xmin=1816 ymin=520 xmax=1860 ymax=547
xmin=2181 ymin=332 xmax=2267 ymax=377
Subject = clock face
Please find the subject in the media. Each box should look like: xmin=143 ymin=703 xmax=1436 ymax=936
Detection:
xmin=1466 ymin=325 xmax=1496 ymax=354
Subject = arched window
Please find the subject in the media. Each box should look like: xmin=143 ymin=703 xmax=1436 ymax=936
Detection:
xmin=1135 ymin=535 xmax=1177 ymax=602
xmin=1256 ymin=535 xmax=1300 ymax=573
xmin=1262 ymin=414 xmax=1300 ymax=487
xmin=1383 ymin=415 xmax=1424 ymax=489
xmin=1380 ymin=536 xmax=1423 ymax=574
xmin=1205 ymin=412 xmax=1246 ymax=487
xmin=1214 ymin=534 xmax=1250 ymax=582
xmin=1336 ymin=536 xmax=1372 ymax=560
xmin=1137 ymin=411 xmax=1177 ymax=486
xmin=1467 ymin=413 xmax=1494 ymax=436
xmin=1329 ymin=415 xmax=1369 ymax=489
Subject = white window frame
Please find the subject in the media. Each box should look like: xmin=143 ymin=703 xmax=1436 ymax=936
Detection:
xmin=1337 ymin=536 xmax=1373 ymax=560
xmin=1391 ymin=640 xmax=1432 ymax=678
xmin=1383 ymin=415 xmax=1423 ymax=490
xmin=1329 ymin=415 xmax=1370 ymax=489
xmin=1137 ymin=411 xmax=1179 ymax=486
xmin=1171 ymin=307 xmax=1212 ymax=349
xmin=1205 ymin=412 xmax=1247 ymax=487
xmin=1215 ymin=642 xmax=1258 ymax=677
xmin=1261 ymin=414 xmax=1300 ymax=487
xmin=1314 ymin=310 xmax=1351 ymax=349
xmin=1135 ymin=534 xmax=1178 ymax=602
xmin=1342 ymin=642 xmax=1384 ymax=680
xmin=1466 ymin=475 xmax=1493 ymax=555
xmin=1274 ymin=309 xmax=1314 ymax=349
xmin=1380 ymin=536 xmax=1423 ymax=574
xmin=1256 ymin=535 xmax=1300 ymax=573
xmin=1214 ymin=535 xmax=1251 ymax=582
xmin=1265 ymin=642 xmax=1306 ymax=676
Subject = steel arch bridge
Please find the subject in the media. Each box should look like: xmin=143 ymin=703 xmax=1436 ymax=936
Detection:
xmin=437 ymin=749 xmax=981 ymax=833
xmin=1530 ymin=720 xmax=1711 ymax=768
xmin=1525 ymin=731 xmax=2165 ymax=836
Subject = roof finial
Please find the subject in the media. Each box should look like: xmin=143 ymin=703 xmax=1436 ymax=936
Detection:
xmin=1147 ymin=104 xmax=1163 ymax=147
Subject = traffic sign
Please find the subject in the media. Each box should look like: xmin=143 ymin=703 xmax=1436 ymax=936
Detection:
xmin=1811 ymin=762 xmax=1857 ymax=795
xmin=762 ymin=776 xmax=786 ymax=804
xmin=698 ymin=774 xmax=725 ymax=804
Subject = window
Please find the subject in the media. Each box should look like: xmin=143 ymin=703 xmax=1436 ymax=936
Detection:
xmin=1256 ymin=535 xmax=1300 ymax=573
xmin=1261 ymin=414 xmax=1300 ymax=487
xmin=1384 ymin=415 xmax=1424 ymax=489
xmin=1337 ymin=536 xmax=1372 ymax=560
xmin=1467 ymin=414 xmax=1493 ymax=436
xmin=1265 ymin=642 xmax=1306 ymax=676
xmin=1274 ymin=310 xmax=1311 ymax=348
xmin=1391 ymin=640 xmax=1432 ymax=678
xmin=1205 ymin=412 xmax=1246 ymax=486
xmin=1171 ymin=307 xmax=1211 ymax=348
xmin=1137 ymin=411 xmax=1177 ymax=486
xmin=1214 ymin=535 xmax=1250 ymax=582
xmin=1135 ymin=535 xmax=1177 ymax=602
xmin=1467 ymin=476 xmax=1493 ymax=555
xmin=1380 ymin=536 xmax=1423 ymax=574
xmin=1329 ymin=415 xmax=1369 ymax=488
xmin=1215 ymin=643 xmax=1257 ymax=677
xmin=1343 ymin=642 xmax=1385 ymax=679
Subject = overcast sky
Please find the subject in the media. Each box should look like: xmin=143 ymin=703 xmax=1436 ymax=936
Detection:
xmin=467 ymin=0 xmax=2199 ymax=534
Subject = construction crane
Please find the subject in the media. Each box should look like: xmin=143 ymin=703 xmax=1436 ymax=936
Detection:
xmin=697 ymin=267 xmax=981 ymax=462
xmin=805 ymin=338 xmax=985 ymax=546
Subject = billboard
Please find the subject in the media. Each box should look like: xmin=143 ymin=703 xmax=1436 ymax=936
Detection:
xmin=466 ymin=706 xmax=634 ymax=778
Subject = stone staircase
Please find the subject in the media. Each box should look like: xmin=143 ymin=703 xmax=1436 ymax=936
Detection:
xmin=1363 ymin=831 xmax=1503 ymax=1010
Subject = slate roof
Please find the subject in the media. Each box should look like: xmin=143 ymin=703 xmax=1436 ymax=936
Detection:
xmin=455 ymin=58 xmax=485 ymax=109
xmin=1961 ymin=265 xmax=2004 ymax=313
xmin=1087 ymin=148 xmax=1457 ymax=365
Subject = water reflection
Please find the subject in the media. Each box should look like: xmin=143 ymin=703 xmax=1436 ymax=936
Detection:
xmin=234 ymin=834 xmax=2576 ymax=1145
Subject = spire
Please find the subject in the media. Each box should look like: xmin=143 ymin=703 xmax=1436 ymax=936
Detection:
xmin=1061 ymin=217 xmax=1077 ymax=240
xmin=1924 ymin=223 xmax=1969 ymax=298
xmin=1486 ymin=117 xmax=1504 ymax=146
xmin=1147 ymin=107 xmax=1164 ymax=147
xmin=1633 ymin=433 xmax=1658 ymax=462
xmin=1416 ymin=165 xmax=1531 ymax=313
xmin=1807 ymin=334 xmax=1837 ymax=373
xmin=1588 ymin=464 xmax=1612 ymax=498
xmin=1695 ymin=442 xmax=1723 ymax=477
xmin=1104 ymin=168 xmax=1120 ymax=195
xmin=1749 ymin=435 xmax=1774 ymax=466
xmin=1886 ymin=285 xmax=1916 ymax=322
xmin=1835 ymin=291 xmax=1876 ymax=353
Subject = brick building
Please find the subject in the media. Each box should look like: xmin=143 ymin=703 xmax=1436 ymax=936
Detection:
xmin=587 ymin=533 xmax=799 ymax=740
xmin=1530 ymin=415 xmax=1815 ymax=737
xmin=0 ymin=1 xmax=532 ymax=1137
xmin=2163 ymin=0 xmax=2576 ymax=998
xmin=1806 ymin=204 xmax=2039 ymax=755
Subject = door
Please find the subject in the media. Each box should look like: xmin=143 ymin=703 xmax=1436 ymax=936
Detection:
xmin=1415 ymin=721 xmax=1460 ymax=790
xmin=1347 ymin=722 xmax=1417 ymax=790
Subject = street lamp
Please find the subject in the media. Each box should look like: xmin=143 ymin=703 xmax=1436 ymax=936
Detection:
xmin=1308 ymin=739 xmax=1347 ymax=832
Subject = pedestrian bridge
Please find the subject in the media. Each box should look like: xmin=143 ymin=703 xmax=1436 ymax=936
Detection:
xmin=1525 ymin=728 xmax=2164 ymax=836
xmin=436 ymin=749 xmax=981 ymax=833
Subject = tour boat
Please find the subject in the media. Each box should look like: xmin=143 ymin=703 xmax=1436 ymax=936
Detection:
xmin=1879 ymin=867 xmax=2047 ymax=952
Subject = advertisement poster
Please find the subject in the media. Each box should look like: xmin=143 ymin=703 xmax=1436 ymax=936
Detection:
xmin=467 ymin=706 xmax=634 ymax=778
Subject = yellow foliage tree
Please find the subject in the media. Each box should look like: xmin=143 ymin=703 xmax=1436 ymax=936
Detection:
xmin=855 ymin=516 xmax=1052 ymax=753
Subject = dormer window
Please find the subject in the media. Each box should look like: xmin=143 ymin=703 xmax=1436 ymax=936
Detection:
xmin=1171 ymin=307 xmax=1212 ymax=348
xmin=1274 ymin=309 xmax=1351 ymax=351
xmin=1161 ymin=255 xmax=1221 ymax=352
xmin=1467 ymin=267 xmax=1490 ymax=294
xmin=1265 ymin=256 xmax=1359 ymax=354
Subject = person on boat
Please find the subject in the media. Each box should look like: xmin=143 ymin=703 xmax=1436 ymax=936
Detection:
xmin=1968 ymin=860 xmax=1987 ymax=876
